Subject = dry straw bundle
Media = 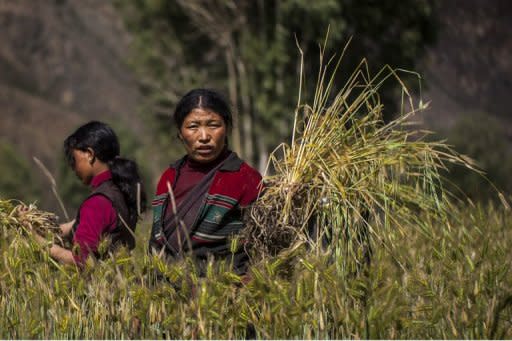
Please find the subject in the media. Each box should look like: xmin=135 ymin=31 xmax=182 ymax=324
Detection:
xmin=243 ymin=39 xmax=486 ymax=269
xmin=1 ymin=200 xmax=63 ymax=244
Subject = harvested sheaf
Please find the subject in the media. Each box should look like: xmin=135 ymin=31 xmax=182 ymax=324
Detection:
xmin=1 ymin=201 xmax=63 ymax=245
xmin=243 ymin=42 xmax=495 ymax=267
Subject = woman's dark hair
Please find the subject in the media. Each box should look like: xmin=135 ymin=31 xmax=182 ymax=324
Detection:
xmin=63 ymin=121 xmax=147 ymax=222
xmin=173 ymin=88 xmax=233 ymax=130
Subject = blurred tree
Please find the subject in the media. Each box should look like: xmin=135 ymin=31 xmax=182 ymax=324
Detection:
xmin=115 ymin=0 xmax=438 ymax=170
xmin=442 ymin=113 xmax=512 ymax=202
xmin=0 ymin=141 xmax=41 ymax=203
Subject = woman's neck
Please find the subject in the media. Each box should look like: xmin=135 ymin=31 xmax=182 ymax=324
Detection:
xmin=92 ymin=161 xmax=110 ymax=177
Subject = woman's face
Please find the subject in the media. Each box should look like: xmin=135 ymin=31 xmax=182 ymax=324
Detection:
xmin=71 ymin=149 xmax=95 ymax=185
xmin=179 ymin=108 xmax=227 ymax=164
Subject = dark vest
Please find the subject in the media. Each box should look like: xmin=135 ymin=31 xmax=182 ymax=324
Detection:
xmin=72 ymin=180 xmax=137 ymax=256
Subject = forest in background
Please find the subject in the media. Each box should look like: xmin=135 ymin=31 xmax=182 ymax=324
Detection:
xmin=0 ymin=0 xmax=511 ymax=216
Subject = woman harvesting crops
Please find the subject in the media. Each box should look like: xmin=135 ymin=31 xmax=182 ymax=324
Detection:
xmin=28 ymin=121 xmax=147 ymax=265
xmin=149 ymin=88 xmax=263 ymax=274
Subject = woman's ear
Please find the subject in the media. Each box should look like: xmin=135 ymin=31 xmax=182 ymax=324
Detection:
xmin=86 ymin=148 xmax=96 ymax=165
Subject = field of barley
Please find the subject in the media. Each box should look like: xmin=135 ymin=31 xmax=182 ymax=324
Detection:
xmin=1 ymin=200 xmax=511 ymax=339
xmin=1 ymin=47 xmax=511 ymax=339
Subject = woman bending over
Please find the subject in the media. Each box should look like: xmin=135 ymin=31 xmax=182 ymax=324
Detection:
xmin=33 ymin=121 xmax=146 ymax=265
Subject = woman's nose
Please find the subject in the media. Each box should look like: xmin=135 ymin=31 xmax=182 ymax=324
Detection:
xmin=198 ymin=128 xmax=210 ymax=141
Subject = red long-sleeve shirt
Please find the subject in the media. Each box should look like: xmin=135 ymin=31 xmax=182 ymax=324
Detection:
xmin=72 ymin=170 xmax=117 ymax=263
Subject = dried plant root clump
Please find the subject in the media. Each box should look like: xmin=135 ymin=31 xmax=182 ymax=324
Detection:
xmin=243 ymin=178 xmax=318 ymax=257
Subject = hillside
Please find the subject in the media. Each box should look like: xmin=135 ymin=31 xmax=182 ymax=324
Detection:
xmin=0 ymin=0 xmax=144 ymax=209
xmin=419 ymin=0 xmax=512 ymax=131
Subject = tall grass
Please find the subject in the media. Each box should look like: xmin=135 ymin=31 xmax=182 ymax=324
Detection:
xmin=1 ymin=199 xmax=511 ymax=338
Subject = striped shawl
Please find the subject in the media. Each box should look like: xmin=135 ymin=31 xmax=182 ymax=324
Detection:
xmin=149 ymin=151 xmax=263 ymax=270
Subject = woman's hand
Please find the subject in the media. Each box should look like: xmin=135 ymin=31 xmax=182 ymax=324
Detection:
xmin=32 ymin=229 xmax=76 ymax=265
xmin=15 ymin=204 xmax=34 ymax=231
xmin=15 ymin=204 xmax=30 ymax=215
xmin=59 ymin=219 xmax=75 ymax=237
xmin=14 ymin=204 xmax=76 ymax=265
xmin=32 ymin=230 xmax=49 ymax=246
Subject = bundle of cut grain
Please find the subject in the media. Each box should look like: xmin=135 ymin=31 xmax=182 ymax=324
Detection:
xmin=242 ymin=41 xmax=494 ymax=270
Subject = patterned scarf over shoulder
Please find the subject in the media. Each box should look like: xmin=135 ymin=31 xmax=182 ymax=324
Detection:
xmin=150 ymin=151 xmax=263 ymax=260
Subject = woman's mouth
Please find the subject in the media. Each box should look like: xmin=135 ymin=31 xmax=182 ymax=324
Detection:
xmin=196 ymin=146 xmax=214 ymax=155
